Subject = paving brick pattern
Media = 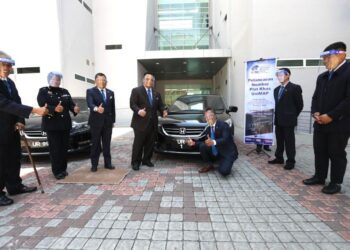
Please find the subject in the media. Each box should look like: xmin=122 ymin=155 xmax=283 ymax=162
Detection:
xmin=0 ymin=130 xmax=348 ymax=249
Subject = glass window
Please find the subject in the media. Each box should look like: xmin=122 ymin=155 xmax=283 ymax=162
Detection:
xmin=157 ymin=0 xmax=209 ymax=50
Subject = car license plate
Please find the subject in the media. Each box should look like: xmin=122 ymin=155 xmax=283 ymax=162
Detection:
xmin=30 ymin=141 xmax=49 ymax=148
xmin=176 ymin=139 xmax=186 ymax=149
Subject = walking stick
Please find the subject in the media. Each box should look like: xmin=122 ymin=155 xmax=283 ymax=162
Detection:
xmin=19 ymin=130 xmax=45 ymax=193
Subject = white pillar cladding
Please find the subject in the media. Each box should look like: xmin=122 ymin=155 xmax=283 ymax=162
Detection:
xmin=92 ymin=0 xmax=149 ymax=126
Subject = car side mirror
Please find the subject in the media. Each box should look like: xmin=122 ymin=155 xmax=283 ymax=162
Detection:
xmin=226 ymin=106 xmax=238 ymax=113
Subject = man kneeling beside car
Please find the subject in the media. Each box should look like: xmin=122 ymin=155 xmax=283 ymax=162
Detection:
xmin=186 ymin=107 xmax=238 ymax=176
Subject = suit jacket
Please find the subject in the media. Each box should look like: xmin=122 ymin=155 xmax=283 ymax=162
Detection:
xmin=130 ymin=85 xmax=166 ymax=131
xmin=311 ymin=61 xmax=350 ymax=133
xmin=273 ymin=82 xmax=303 ymax=127
xmin=37 ymin=86 xmax=77 ymax=131
xmin=86 ymin=87 xmax=116 ymax=128
xmin=0 ymin=78 xmax=32 ymax=144
xmin=197 ymin=120 xmax=238 ymax=161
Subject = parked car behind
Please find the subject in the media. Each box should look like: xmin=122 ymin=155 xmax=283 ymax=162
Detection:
xmin=155 ymin=94 xmax=237 ymax=154
xmin=21 ymin=97 xmax=91 ymax=156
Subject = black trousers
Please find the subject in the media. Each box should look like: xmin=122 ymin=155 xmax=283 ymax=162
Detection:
xmin=199 ymin=143 xmax=233 ymax=176
xmin=90 ymin=125 xmax=113 ymax=167
xmin=313 ymin=130 xmax=350 ymax=184
xmin=275 ymin=125 xmax=296 ymax=164
xmin=47 ymin=130 xmax=70 ymax=176
xmin=0 ymin=132 xmax=23 ymax=195
xmin=132 ymin=122 xmax=155 ymax=165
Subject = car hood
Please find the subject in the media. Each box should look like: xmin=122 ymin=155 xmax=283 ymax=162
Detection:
xmin=158 ymin=112 xmax=230 ymax=126
xmin=24 ymin=111 xmax=89 ymax=131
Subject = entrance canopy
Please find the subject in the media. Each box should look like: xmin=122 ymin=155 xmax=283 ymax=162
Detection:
xmin=138 ymin=49 xmax=231 ymax=80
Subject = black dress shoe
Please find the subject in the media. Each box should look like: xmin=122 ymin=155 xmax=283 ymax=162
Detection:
xmin=263 ymin=146 xmax=271 ymax=151
xmin=8 ymin=185 xmax=37 ymax=196
xmin=132 ymin=163 xmax=140 ymax=171
xmin=54 ymin=173 xmax=65 ymax=180
xmin=142 ymin=161 xmax=154 ymax=167
xmin=284 ymin=163 xmax=295 ymax=170
xmin=322 ymin=183 xmax=341 ymax=194
xmin=0 ymin=195 xmax=14 ymax=206
xmin=303 ymin=176 xmax=325 ymax=185
xmin=91 ymin=166 xmax=97 ymax=172
xmin=268 ymin=158 xmax=284 ymax=164
xmin=105 ymin=165 xmax=115 ymax=170
xmin=63 ymin=171 xmax=69 ymax=176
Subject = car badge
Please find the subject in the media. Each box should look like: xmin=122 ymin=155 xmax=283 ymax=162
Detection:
xmin=41 ymin=131 xmax=47 ymax=136
xmin=179 ymin=128 xmax=186 ymax=135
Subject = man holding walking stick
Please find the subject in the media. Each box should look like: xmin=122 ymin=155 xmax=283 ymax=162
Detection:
xmin=0 ymin=51 xmax=48 ymax=206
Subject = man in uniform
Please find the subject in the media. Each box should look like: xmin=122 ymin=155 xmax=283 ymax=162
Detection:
xmin=0 ymin=51 xmax=48 ymax=206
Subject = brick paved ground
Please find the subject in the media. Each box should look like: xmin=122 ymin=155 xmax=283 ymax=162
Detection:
xmin=0 ymin=128 xmax=349 ymax=249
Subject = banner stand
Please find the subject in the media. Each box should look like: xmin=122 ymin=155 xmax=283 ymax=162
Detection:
xmin=246 ymin=147 xmax=270 ymax=157
xmin=244 ymin=58 xmax=276 ymax=158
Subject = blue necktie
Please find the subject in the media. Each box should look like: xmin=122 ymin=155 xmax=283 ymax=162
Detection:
xmin=278 ymin=86 xmax=284 ymax=101
xmin=147 ymin=89 xmax=153 ymax=106
xmin=328 ymin=71 xmax=334 ymax=80
xmin=3 ymin=79 xmax=12 ymax=95
xmin=101 ymin=89 xmax=106 ymax=103
xmin=210 ymin=126 xmax=218 ymax=156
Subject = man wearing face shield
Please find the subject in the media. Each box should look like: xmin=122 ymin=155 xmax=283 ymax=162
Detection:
xmin=268 ymin=68 xmax=304 ymax=170
xmin=186 ymin=108 xmax=238 ymax=176
xmin=37 ymin=72 xmax=80 ymax=180
xmin=303 ymin=42 xmax=350 ymax=194
xmin=0 ymin=51 xmax=48 ymax=206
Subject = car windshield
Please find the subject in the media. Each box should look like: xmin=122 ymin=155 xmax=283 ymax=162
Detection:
xmin=73 ymin=98 xmax=88 ymax=112
xmin=168 ymin=95 xmax=226 ymax=113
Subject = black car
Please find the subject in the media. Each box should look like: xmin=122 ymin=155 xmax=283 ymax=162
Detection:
xmin=21 ymin=97 xmax=91 ymax=156
xmin=155 ymin=94 xmax=237 ymax=154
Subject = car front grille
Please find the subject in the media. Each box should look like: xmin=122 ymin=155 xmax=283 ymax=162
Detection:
xmin=24 ymin=130 xmax=46 ymax=138
xmin=162 ymin=125 xmax=205 ymax=136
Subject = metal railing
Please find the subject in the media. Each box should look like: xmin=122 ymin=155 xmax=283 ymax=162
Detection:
xmin=296 ymin=111 xmax=313 ymax=134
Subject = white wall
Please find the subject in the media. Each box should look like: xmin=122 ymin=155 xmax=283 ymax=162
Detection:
xmin=92 ymin=0 xmax=149 ymax=126
xmin=58 ymin=0 xmax=95 ymax=97
xmin=1 ymin=0 xmax=62 ymax=106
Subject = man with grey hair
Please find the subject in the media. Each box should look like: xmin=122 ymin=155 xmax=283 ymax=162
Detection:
xmin=0 ymin=51 xmax=47 ymax=206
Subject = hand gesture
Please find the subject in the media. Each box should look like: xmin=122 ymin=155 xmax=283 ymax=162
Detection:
xmin=15 ymin=122 xmax=25 ymax=131
xmin=317 ymin=114 xmax=333 ymax=125
xmin=138 ymin=108 xmax=146 ymax=117
xmin=205 ymin=134 xmax=214 ymax=146
xmin=74 ymin=105 xmax=80 ymax=114
xmin=97 ymin=103 xmax=104 ymax=114
xmin=163 ymin=110 xmax=168 ymax=118
xmin=32 ymin=104 xmax=48 ymax=116
xmin=186 ymin=138 xmax=195 ymax=147
xmin=55 ymin=101 xmax=64 ymax=113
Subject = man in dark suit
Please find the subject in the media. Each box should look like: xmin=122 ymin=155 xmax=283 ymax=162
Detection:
xmin=130 ymin=72 xmax=167 ymax=171
xmin=187 ymin=108 xmax=238 ymax=176
xmin=303 ymin=42 xmax=350 ymax=194
xmin=268 ymin=68 xmax=303 ymax=170
xmin=0 ymin=51 xmax=48 ymax=206
xmin=86 ymin=73 xmax=116 ymax=172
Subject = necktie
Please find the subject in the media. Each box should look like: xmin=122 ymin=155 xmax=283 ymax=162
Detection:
xmin=2 ymin=79 xmax=12 ymax=95
xmin=101 ymin=89 xmax=106 ymax=103
xmin=328 ymin=71 xmax=334 ymax=80
xmin=278 ymin=86 xmax=284 ymax=101
xmin=147 ymin=88 xmax=153 ymax=106
xmin=210 ymin=126 xmax=218 ymax=156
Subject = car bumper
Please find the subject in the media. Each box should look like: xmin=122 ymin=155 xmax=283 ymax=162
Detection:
xmin=21 ymin=130 xmax=91 ymax=156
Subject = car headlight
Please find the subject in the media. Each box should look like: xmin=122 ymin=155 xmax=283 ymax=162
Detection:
xmin=225 ymin=119 xmax=232 ymax=127
xmin=72 ymin=121 xmax=88 ymax=129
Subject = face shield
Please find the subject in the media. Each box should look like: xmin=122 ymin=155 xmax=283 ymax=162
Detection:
xmin=0 ymin=57 xmax=15 ymax=66
xmin=47 ymin=72 xmax=63 ymax=87
xmin=320 ymin=50 xmax=347 ymax=71
xmin=275 ymin=69 xmax=290 ymax=83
